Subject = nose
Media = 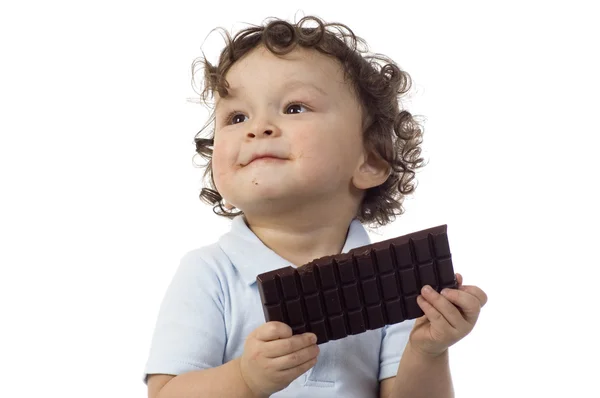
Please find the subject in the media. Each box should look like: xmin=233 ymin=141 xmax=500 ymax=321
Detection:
xmin=246 ymin=115 xmax=281 ymax=139
xmin=247 ymin=129 xmax=274 ymax=138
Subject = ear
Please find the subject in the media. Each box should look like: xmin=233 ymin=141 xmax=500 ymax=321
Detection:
xmin=352 ymin=149 xmax=391 ymax=190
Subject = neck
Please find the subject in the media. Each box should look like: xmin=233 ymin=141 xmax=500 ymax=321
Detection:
xmin=244 ymin=212 xmax=356 ymax=267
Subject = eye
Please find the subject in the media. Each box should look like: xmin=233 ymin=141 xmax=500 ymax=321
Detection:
xmin=285 ymin=102 xmax=309 ymax=114
xmin=225 ymin=111 xmax=248 ymax=125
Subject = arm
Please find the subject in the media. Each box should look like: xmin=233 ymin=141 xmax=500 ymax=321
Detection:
xmin=143 ymin=254 xmax=232 ymax=397
xmin=149 ymin=358 xmax=264 ymax=398
xmin=143 ymin=254 xmax=319 ymax=398
xmin=148 ymin=322 xmax=319 ymax=398
xmin=380 ymin=274 xmax=487 ymax=398
xmin=380 ymin=344 xmax=453 ymax=398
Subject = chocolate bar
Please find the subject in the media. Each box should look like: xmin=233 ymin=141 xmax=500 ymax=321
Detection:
xmin=256 ymin=225 xmax=458 ymax=344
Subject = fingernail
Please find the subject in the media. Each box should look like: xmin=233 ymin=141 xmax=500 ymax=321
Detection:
xmin=311 ymin=334 xmax=317 ymax=344
xmin=441 ymin=289 xmax=449 ymax=297
xmin=423 ymin=285 xmax=433 ymax=293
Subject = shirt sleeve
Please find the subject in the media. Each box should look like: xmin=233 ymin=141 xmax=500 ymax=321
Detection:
xmin=142 ymin=251 xmax=226 ymax=385
xmin=378 ymin=319 xmax=416 ymax=381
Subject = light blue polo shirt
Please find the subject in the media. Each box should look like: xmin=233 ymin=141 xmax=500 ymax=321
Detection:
xmin=142 ymin=215 xmax=415 ymax=397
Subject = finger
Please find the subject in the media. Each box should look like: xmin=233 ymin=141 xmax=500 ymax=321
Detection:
xmin=416 ymin=294 xmax=447 ymax=327
xmin=412 ymin=313 xmax=429 ymax=327
xmin=456 ymin=273 xmax=463 ymax=287
xmin=277 ymin=355 xmax=318 ymax=382
xmin=254 ymin=321 xmax=293 ymax=341
xmin=421 ymin=285 xmax=464 ymax=329
xmin=263 ymin=333 xmax=317 ymax=358
xmin=272 ymin=343 xmax=320 ymax=370
xmin=458 ymin=285 xmax=488 ymax=308
xmin=440 ymin=287 xmax=482 ymax=325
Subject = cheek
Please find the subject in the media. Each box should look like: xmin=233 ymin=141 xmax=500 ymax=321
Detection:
xmin=294 ymin=140 xmax=349 ymax=181
xmin=211 ymin=139 xmax=236 ymax=190
xmin=297 ymin=129 xmax=360 ymax=171
xmin=211 ymin=147 xmax=226 ymax=175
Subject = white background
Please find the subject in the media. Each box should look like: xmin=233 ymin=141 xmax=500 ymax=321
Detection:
xmin=1 ymin=1 xmax=598 ymax=397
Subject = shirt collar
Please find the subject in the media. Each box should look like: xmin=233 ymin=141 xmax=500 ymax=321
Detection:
xmin=218 ymin=215 xmax=372 ymax=286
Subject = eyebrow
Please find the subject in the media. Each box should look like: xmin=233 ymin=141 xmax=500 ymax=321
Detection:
xmin=216 ymin=79 xmax=328 ymax=104
xmin=283 ymin=80 xmax=329 ymax=97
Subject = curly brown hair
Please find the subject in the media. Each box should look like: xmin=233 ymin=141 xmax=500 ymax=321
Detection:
xmin=191 ymin=15 xmax=426 ymax=227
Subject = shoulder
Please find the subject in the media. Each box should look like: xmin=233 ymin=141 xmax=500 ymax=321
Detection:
xmin=177 ymin=242 xmax=232 ymax=277
xmin=165 ymin=242 xmax=235 ymax=301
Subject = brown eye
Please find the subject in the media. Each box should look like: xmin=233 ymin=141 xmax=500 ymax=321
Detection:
xmin=230 ymin=113 xmax=248 ymax=125
xmin=285 ymin=103 xmax=307 ymax=114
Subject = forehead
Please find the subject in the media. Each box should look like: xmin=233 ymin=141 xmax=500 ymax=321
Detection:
xmin=221 ymin=45 xmax=346 ymax=95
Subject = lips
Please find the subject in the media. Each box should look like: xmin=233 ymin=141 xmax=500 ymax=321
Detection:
xmin=244 ymin=153 xmax=287 ymax=166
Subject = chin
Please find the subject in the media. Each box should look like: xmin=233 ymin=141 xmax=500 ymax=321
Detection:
xmin=234 ymin=192 xmax=305 ymax=214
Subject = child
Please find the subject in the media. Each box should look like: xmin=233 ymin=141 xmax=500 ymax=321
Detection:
xmin=143 ymin=15 xmax=487 ymax=398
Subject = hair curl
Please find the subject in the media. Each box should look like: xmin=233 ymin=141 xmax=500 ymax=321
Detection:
xmin=191 ymin=15 xmax=426 ymax=227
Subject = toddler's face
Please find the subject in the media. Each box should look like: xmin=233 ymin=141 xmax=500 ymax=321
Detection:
xmin=212 ymin=45 xmax=366 ymax=216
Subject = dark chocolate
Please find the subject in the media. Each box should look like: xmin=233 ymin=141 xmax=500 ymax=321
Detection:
xmin=256 ymin=224 xmax=458 ymax=344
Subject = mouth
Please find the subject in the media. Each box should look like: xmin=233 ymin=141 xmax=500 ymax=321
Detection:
xmin=245 ymin=155 xmax=287 ymax=166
